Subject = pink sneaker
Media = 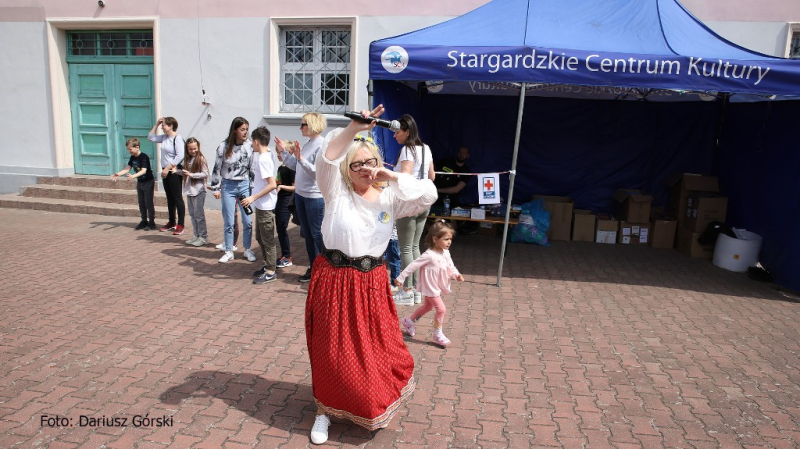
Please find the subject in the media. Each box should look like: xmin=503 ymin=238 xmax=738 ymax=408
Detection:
xmin=432 ymin=331 xmax=450 ymax=347
xmin=401 ymin=318 xmax=416 ymax=337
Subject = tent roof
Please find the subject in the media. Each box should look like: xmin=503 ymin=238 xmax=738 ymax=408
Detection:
xmin=369 ymin=0 xmax=800 ymax=97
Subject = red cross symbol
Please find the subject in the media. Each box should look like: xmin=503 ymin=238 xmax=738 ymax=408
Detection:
xmin=484 ymin=178 xmax=494 ymax=191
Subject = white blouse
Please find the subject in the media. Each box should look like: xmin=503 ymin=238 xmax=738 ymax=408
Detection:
xmin=316 ymin=130 xmax=437 ymax=258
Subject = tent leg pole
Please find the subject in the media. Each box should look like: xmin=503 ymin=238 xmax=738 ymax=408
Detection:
xmin=497 ymin=82 xmax=526 ymax=287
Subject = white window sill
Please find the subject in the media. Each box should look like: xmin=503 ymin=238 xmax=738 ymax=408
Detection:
xmin=262 ymin=113 xmax=350 ymax=127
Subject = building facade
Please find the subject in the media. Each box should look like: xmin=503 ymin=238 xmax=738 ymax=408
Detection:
xmin=0 ymin=0 xmax=798 ymax=193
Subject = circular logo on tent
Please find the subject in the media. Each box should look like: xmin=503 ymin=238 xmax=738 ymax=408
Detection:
xmin=425 ymin=80 xmax=444 ymax=93
xmin=381 ymin=46 xmax=408 ymax=74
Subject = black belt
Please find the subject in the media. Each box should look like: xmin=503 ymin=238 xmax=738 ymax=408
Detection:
xmin=322 ymin=247 xmax=383 ymax=273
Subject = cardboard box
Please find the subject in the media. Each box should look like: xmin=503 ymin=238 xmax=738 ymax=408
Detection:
xmin=617 ymin=221 xmax=651 ymax=245
xmin=685 ymin=193 xmax=728 ymax=232
xmin=595 ymin=218 xmax=618 ymax=244
xmin=533 ymin=195 xmax=574 ymax=241
xmin=572 ymin=210 xmax=596 ymax=242
xmin=666 ymin=173 xmax=720 ymax=224
xmin=451 ymin=207 xmax=470 ymax=218
xmin=649 ymin=218 xmax=678 ymax=249
xmin=478 ymin=221 xmax=499 ymax=236
xmin=612 ymin=189 xmax=654 ymax=223
xmin=470 ymin=208 xmax=486 ymax=220
xmin=676 ymin=225 xmax=713 ymax=259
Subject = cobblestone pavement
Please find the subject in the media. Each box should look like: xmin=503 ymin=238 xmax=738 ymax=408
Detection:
xmin=0 ymin=208 xmax=798 ymax=448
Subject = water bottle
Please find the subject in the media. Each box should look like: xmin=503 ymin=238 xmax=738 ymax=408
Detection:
xmin=443 ymin=195 xmax=451 ymax=217
xmin=239 ymin=193 xmax=253 ymax=215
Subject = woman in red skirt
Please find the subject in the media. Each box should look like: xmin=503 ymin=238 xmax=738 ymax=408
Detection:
xmin=305 ymin=105 xmax=437 ymax=444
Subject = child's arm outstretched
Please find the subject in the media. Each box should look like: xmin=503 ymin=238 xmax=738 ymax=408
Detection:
xmin=393 ymin=251 xmax=433 ymax=287
xmin=445 ymin=250 xmax=464 ymax=282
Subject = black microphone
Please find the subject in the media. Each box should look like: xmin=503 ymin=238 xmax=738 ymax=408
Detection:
xmin=343 ymin=112 xmax=401 ymax=132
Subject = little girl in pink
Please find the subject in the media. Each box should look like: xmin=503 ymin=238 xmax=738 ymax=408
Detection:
xmin=394 ymin=220 xmax=464 ymax=347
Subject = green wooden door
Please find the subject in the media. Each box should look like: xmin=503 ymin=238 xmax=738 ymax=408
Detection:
xmin=69 ymin=63 xmax=154 ymax=175
xmin=115 ymin=64 xmax=155 ymax=167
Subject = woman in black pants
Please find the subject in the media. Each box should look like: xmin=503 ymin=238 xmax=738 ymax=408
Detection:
xmin=148 ymin=117 xmax=186 ymax=235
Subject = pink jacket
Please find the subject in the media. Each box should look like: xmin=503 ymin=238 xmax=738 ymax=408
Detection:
xmin=396 ymin=249 xmax=461 ymax=298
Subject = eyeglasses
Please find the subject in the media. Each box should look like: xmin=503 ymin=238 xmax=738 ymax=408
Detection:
xmin=349 ymin=158 xmax=378 ymax=172
xmin=300 ymin=123 xmax=308 ymax=128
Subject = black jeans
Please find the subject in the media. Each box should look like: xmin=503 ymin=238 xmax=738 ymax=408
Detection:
xmin=136 ymin=178 xmax=155 ymax=223
xmin=275 ymin=193 xmax=292 ymax=258
xmin=162 ymin=171 xmax=185 ymax=225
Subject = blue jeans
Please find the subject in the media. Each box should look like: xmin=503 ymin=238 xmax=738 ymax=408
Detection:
xmin=221 ymin=179 xmax=252 ymax=252
xmin=294 ymin=194 xmax=325 ymax=266
xmin=385 ymin=239 xmax=401 ymax=281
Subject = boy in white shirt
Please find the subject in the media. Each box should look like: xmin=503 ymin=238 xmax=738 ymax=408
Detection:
xmin=241 ymin=126 xmax=278 ymax=284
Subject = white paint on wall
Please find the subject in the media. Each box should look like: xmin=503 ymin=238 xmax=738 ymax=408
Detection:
xmin=704 ymin=21 xmax=790 ymax=57
xmin=0 ymin=22 xmax=55 ymax=169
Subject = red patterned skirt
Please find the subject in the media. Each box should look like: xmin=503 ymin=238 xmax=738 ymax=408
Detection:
xmin=305 ymin=255 xmax=415 ymax=430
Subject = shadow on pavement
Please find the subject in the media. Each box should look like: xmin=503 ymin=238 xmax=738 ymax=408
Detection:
xmin=160 ymin=370 xmax=374 ymax=444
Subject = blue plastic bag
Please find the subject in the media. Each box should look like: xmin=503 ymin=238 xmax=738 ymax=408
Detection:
xmin=509 ymin=199 xmax=550 ymax=246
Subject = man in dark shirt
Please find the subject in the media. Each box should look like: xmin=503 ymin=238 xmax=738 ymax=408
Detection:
xmin=111 ymin=138 xmax=156 ymax=230
xmin=434 ymin=146 xmax=477 ymax=234
xmin=434 ymin=146 xmax=471 ymax=206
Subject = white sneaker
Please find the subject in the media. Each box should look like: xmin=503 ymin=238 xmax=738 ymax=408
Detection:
xmin=186 ymin=237 xmax=199 ymax=245
xmin=191 ymin=237 xmax=207 ymax=247
xmin=393 ymin=290 xmax=414 ymax=306
xmin=218 ymin=251 xmax=234 ymax=263
xmin=243 ymin=248 xmax=257 ymax=262
xmin=215 ymin=243 xmax=238 ymax=252
xmin=310 ymin=414 xmax=330 ymax=445
xmin=413 ymin=291 xmax=422 ymax=304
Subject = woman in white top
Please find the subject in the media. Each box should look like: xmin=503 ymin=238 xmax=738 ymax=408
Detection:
xmin=392 ymin=114 xmax=436 ymax=305
xmin=304 ymin=106 xmax=437 ymax=444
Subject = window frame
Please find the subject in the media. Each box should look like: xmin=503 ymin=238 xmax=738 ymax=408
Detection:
xmin=66 ymin=30 xmax=154 ymax=63
xmin=786 ymin=23 xmax=800 ymax=59
xmin=268 ymin=17 xmax=358 ymax=117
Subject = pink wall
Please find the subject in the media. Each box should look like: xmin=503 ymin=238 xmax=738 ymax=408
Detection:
xmin=680 ymin=0 xmax=800 ymax=22
xmin=3 ymin=0 xmax=798 ymax=22
xmin=2 ymin=0 xmax=489 ymax=20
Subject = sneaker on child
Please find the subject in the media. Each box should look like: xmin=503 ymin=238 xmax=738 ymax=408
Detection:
xmin=191 ymin=237 xmax=207 ymax=247
xmin=186 ymin=237 xmax=199 ymax=245
xmin=172 ymin=225 xmax=185 ymax=235
xmin=432 ymin=330 xmax=451 ymax=347
xmin=253 ymin=265 xmax=267 ymax=277
xmin=159 ymin=223 xmax=176 ymax=232
xmin=243 ymin=248 xmax=257 ymax=262
xmin=393 ymin=290 xmax=414 ymax=306
xmin=276 ymin=256 xmax=293 ymax=268
xmin=216 ymin=243 xmax=237 ymax=252
xmin=219 ymin=251 xmax=234 ymax=263
xmin=401 ymin=317 xmax=416 ymax=337
xmin=253 ymin=271 xmax=277 ymax=284
xmin=310 ymin=414 xmax=330 ymax=445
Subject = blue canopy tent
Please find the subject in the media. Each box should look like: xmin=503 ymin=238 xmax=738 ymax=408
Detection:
xmin=368 ymin=0 xmax=800 ymax=290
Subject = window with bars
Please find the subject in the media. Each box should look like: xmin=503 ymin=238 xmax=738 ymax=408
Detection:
xmin=791 ymin=32 xmax=800 ymax=59
xmin=279 ymin=27 xmax=351 ymax=114
xmin=68 ymin=31 xmax=154 ymax=58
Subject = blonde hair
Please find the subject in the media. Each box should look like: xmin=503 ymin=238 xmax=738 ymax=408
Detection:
xmin=339 ymin=139 xmax=385 ymax=192
xmin=281 ymin=140 xmax=297 ymax=153
xmin=302 ymin=112 xmax=327 ymax=135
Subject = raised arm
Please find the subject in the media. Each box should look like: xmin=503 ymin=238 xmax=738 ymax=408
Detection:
xmin=324 ymin=104 xmax=385 ymax=161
